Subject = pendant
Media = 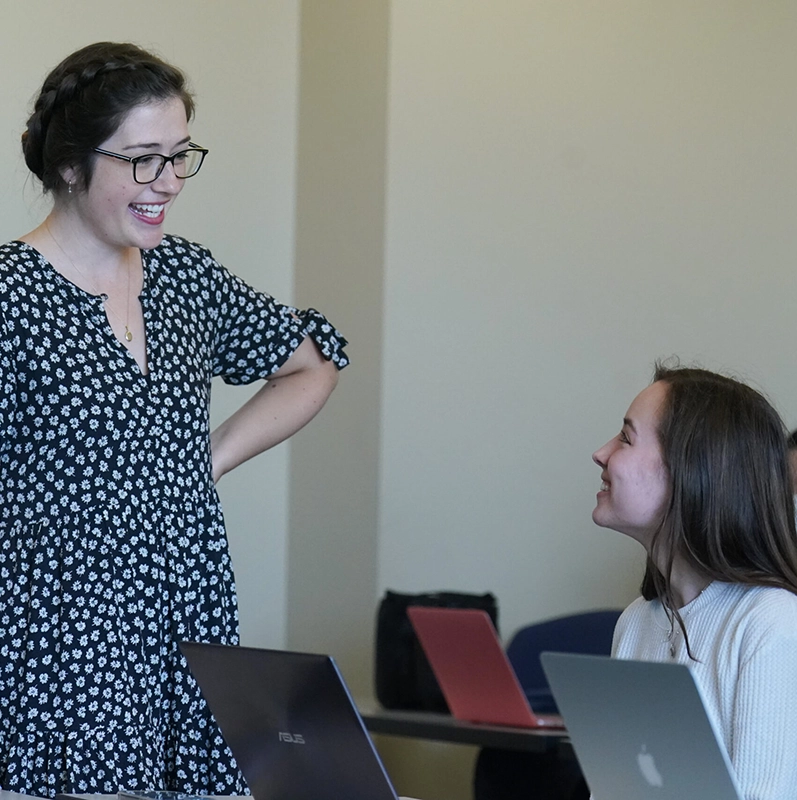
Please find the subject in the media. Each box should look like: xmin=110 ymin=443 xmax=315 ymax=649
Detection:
xmin=667 ymin=625 xmax=677 ymax=659
xmin=125 ymin=327 xmax=133 ymax=342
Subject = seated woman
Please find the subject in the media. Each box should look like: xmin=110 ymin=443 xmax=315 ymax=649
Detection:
xmin=593 ymin=363 xmax=797 ymax=799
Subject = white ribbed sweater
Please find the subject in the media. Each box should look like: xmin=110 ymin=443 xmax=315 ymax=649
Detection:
xmin=613 ymin=581 xmax=797 ymax=800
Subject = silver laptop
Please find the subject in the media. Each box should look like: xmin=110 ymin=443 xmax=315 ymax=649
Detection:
xmin=179 ymin=641 xmax=399 ymax=800
xmin=540 ymin=652 xmax=743 ymax=800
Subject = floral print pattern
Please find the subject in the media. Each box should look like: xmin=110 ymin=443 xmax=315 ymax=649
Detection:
xmin=0 ymin=236 xmax=348 ymax=796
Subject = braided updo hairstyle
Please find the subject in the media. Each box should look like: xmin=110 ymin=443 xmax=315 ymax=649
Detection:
xmin=22 ymin=41 xmax=194 ymax=194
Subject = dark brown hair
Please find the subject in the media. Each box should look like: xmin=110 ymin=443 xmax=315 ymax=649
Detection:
xmin=22 ymin=41 xmax=194 ymax=194
xmin=641 ymin=363 xmax=797 ymax=653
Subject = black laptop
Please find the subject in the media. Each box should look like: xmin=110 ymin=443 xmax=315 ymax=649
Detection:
xmin=179 ymin=641 xmax=400 ymax=800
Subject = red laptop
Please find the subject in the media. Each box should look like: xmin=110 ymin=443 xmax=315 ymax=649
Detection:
xmin=407 ymin=606 xmax=564 ymax=729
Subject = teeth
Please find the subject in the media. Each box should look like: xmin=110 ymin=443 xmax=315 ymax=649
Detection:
xmin=601 ymin=481 xmax=609 ymax=491
xmin=131 ymin=203 xmax=164 ymax=218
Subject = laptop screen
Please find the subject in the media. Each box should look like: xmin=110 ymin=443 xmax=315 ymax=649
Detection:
xmin=179 ymin=642 xmax=398 ymax=800
xmin=407 ymin=606 xmax=563 ymax=728
xmin=541 ymin=652 xmax=743 ymax=800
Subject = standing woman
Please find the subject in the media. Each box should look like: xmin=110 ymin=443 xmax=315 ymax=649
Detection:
xmin=593 ymin=364 xmax=797 ymax=799
xmin=0 ymin=42 xmax=347 ymax=796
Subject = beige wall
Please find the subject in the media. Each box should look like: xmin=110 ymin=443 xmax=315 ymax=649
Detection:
xmin=375 ymin=3 xmax=797 ymax=798
xmin=380 ymin=0 xmax=797 ymax=641
xmin=288 ymin=0 xmax=390 ymax=689
xmin=3 ymin=3 xmax=797 ymax=800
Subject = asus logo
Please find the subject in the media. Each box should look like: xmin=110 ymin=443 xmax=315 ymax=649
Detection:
xmin=278 ymin=732 xmax=305 ymax=744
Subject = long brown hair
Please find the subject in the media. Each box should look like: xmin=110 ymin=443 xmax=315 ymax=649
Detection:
xmin=641 ymin=363 xmax=797 ymax=651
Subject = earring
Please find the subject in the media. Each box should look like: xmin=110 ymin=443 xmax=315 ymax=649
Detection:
xmin=68 ymin=181 xmax=73 ymax=195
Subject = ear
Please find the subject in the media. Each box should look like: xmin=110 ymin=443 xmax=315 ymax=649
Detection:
xmin=59 ymin=165 xmax=80 ymax=190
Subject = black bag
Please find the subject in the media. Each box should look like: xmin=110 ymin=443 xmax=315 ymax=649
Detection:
xmin=374 ymin=589 xmax=499 ymax=711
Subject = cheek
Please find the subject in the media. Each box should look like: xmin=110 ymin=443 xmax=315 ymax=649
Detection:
xmin=612 ymin=454 xmax=666 ymax=503
xmin=636 ymin=466 xmax=669 ymax=514
xmin=88 ymin=183 xmax=127 ymax=210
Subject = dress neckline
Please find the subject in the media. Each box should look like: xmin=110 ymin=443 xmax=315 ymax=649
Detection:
xmin=12 ymin=239 xmax=149 ymax=300
xmin=11 ymin=239 xmax=152 ymax=378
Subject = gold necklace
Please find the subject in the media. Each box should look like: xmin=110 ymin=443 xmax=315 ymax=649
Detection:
xmin=45 ymin=221 xmax=134 ymax=343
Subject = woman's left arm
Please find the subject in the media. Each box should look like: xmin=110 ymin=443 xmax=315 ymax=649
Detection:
xmin=730 ymin=603 xmax=797 ymax=799
xmin=210 ymin=336 xmax=339 ymax=482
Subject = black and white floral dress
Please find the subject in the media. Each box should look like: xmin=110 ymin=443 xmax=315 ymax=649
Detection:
xmin=0 ymin=235 xmax=348 ymax=797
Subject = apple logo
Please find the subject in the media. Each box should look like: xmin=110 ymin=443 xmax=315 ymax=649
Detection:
xmin=637 ymin=744 xmax=664 ymax=788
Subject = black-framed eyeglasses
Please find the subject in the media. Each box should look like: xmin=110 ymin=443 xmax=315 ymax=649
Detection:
xmin=93 ymin=142 xmax=209 ymax=184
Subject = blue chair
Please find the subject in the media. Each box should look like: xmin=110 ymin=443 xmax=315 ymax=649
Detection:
xmin=473 ymin=608 xmax=622 ymax=800
xmin=506 ymin=608 xmax=622 ymax=714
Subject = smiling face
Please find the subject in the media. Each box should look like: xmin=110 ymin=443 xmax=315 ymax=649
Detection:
xmin=592 ymin=381 xmax=671 ymax=548
xmin=64 ymin=96 xmax=190 ymax=252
